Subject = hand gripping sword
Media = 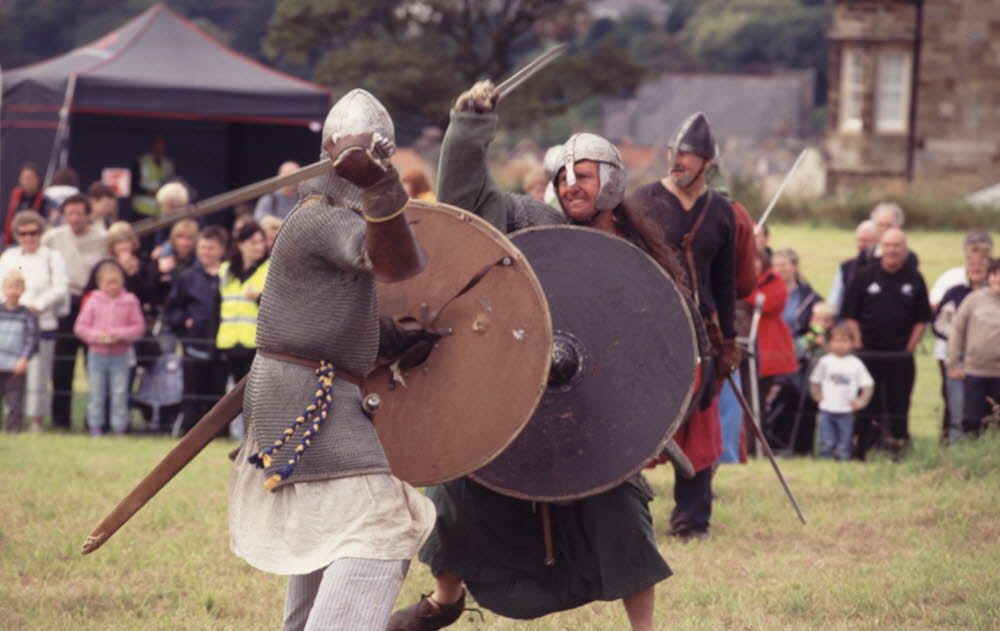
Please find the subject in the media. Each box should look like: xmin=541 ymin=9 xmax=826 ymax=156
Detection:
xmin=726 ymin=372 xmax=807 ymax=525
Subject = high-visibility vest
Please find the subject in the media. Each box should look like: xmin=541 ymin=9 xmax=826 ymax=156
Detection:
xmin=132 ymin=154 xmax=175 ymax=217
xmin=216 ymin=259 xmax=269 ymax=350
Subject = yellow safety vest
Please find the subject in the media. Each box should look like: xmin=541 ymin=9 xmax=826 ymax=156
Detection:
xmin=216 ymin=259 xmax=269 ymax=349
xmin=132 ymin=154 xmax=175 ymax=217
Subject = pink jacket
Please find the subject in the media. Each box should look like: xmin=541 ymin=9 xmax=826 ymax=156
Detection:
xmin=73 ymin=289 xmax=146 ymax=355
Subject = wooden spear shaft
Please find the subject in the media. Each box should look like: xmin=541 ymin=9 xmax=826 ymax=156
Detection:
xmin=81 ymin=377 xmax=247 ymax=555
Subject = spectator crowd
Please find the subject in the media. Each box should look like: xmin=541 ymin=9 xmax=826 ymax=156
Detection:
xmin=2 ymin=152 xmax=997 ymax=462
xmin=0 ymin=155 xmax=291 ymax=437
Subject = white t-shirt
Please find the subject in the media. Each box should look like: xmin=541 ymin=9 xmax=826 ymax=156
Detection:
xmin=809 ymin=353 xmax=874 ymax=414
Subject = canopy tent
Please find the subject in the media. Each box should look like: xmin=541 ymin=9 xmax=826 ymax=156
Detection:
xmin=0 ymin=3 xmax=330 ymax=223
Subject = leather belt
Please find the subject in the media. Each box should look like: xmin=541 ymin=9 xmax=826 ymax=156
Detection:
xmin=258 ymin=350 xmax=364 ymax=387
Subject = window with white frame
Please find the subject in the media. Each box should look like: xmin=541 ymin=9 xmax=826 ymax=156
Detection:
xmin=839 ymin=47 xmax=865 ymax=133
xmin=876 ymin=48 xmax=912 ymax=133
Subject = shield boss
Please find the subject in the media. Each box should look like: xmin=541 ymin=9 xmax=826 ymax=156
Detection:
xmin=472 ymin=225 xmax=698 ymax=501
xmin=365 ymin=200 xmax=552 ymax=487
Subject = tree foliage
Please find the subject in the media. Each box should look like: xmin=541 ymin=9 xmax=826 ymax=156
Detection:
xmin=0 ymin=0 xmax=279 ymax=69
xmin=670 ymin=0 xmax=831 ymax=101
xmin=263 ymin=0 xmax=643 ymax=132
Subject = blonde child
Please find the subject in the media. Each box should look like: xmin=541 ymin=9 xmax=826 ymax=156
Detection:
xmin=809 ymin=324 xmax=874 ymax=460
xmin=0 ymin=271 xmax=39 ymax=431
xmin=74 ymin=262 xmax=145 ymax=435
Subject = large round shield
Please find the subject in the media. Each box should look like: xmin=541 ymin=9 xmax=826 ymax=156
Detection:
xmin=471 ymin=225 xmax=698 ymax=501
xmin=365 ymin=200 xmax=552 ymax=487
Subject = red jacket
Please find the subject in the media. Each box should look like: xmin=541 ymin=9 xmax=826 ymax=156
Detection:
xmin=731 ymin=201 xmax=757 ymax=300
xmin=745 ymin=270 xmax=798 ymax=377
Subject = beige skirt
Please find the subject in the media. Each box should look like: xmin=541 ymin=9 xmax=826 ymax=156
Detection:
xmin=228 ymin=439 xmax=436 ymax=575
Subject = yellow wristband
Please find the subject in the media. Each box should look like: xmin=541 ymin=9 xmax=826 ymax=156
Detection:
xmin=364 ymin=201 xmax=407 ymax=223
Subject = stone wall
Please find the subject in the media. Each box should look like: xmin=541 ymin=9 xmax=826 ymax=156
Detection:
xmin=825 ymin=0 xmax=1000 ymax=196
xmin=912 ymin=0 xmax=1000 ymax=193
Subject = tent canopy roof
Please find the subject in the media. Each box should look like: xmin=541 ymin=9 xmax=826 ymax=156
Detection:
xmin=4 ymin=3 xmax=329 ymax=122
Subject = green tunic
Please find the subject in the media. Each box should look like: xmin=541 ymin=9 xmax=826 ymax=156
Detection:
xmin=421 ymin=109 xmax=671 ymax=619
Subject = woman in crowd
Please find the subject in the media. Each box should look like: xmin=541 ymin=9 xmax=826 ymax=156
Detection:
xmin=3 ymin=162 xmax=53 ymax=247
xmin=772 ymin=247 xmax=824 ymax=453
xmin=772 ymin=247 xmax=823 ymax=349
xmin=746 ymin=247 xmax=800 ymax=451
xmin=216 ymin=221 xmax=269 ymax=394
xmin=935 ymin=253 xmax=990 ymax=443
xmin=948 ymin=258 xmax=1000 ymax=438
xmin=0 ymin=211 xmax=69 ymax=431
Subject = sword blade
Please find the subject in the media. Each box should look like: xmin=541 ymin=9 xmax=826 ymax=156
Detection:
xmin=726 ymin=373 xmax=807 ymax=525
xmin=754 ymin=148 xmax=808 ymax=234
xmin=493 ymin=43 xmax=568 ymax=102
xmin=131 ymin=159 xmax=333 ymax=238
xmin=80 ymin=377 xmax=247 ymax=555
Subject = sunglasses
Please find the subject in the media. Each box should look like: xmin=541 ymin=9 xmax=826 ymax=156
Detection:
xmin=17 ymin=229 xmax=40 ymax=237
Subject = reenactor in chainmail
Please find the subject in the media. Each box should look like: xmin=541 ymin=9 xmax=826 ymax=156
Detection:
xmin=388 ymin=80 xmax=701 ymax=631
xmin=226 ymin=89 xmax=439 ymax=631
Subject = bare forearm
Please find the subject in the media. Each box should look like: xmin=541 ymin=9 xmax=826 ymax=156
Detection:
xmin=905 ymin=323 xmax=926 ymax=353
xmin=809 ymin=383 xmax=822 ymax=403
xmin=846 ymin=319 xmax=862 ymax=349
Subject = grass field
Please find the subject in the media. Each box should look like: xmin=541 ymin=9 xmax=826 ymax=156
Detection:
xmin=3 ymin=223 xmax=998 ymax=630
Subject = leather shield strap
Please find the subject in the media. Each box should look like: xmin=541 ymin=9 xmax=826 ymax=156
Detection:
xmin=258 ymin=350 xmax=364 ymax=386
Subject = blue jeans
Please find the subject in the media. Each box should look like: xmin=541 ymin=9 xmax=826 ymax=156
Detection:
xmin=87 ymin=350 xmax=130 ymax=434
xmin=945 ymin=376 xmax=965 ymax=444
xmin=818 ymin=411 xmax=854 ymax=461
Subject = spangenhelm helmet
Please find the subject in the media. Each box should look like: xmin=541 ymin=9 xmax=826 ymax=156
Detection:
xmin=556 ymin=132 xmax=626 ymax=212
xmin=321 ymin=89 xmax=395 ymax=160
xmin=303 ymin=89 xmax=395 ymax=205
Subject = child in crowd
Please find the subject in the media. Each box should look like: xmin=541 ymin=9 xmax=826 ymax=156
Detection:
xmin=74 ymin=262 xmax=146 ymax=436
xmin=0 ymin=272 xmax=39 ymax=431
xmin=800 ymin=301 xmax=836 ymax=360
xmin=809 ymin=323 xmax=874 ymax=460
xmin=165 ymin=226 xmax=229 ymax=436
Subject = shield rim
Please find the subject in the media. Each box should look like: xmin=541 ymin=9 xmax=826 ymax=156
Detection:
xmin=365 ymin=200 xmax=553 ymax=487
xmin=470 ymin=224 xmax=699 ymax=502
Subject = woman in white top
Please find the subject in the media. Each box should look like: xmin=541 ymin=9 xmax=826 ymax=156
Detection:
xmin=0 ymin=210 xmax=69 ymax=431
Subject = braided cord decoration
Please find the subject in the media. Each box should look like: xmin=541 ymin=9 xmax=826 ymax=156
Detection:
xmin=247 ymin=362 xmax=337 ymax=491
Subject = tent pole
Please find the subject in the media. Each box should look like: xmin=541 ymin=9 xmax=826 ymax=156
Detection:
xmin=44 ymin=73 xmax=77 ymax=188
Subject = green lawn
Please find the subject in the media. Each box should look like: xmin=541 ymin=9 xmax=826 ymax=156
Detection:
xmin=3 ymin=223 xmax=995 ymax=630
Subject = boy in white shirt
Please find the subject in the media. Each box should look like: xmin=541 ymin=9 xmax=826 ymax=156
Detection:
xmin=809 ymin=324 xmax=875 ymax=460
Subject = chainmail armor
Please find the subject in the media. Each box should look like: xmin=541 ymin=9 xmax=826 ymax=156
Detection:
xmin=246 ymin=181 xmax=391 ymax=490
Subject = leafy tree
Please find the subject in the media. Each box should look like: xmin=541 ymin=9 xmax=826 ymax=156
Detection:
xmin=263 ymin=0 xmax=643 ymax=133
xmin=0 ymin=0 xmax=279 ymax=69
xmin=673 ymin=0 xmax=831 ymax=102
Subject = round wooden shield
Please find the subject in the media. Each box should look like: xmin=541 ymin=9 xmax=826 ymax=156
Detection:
xmin=365 ymin=200 xmax=552 ymax=487
xmin=471 ymin=225 xmax=698 ymax=501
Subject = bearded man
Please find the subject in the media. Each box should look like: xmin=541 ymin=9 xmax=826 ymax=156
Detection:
xmin=625 ymin=112 xmax=738 ymax=541
xmin=387 ymin=81 xmax=675 ymax=631
xmin=226 ymin=89 xmax=437 ymax=631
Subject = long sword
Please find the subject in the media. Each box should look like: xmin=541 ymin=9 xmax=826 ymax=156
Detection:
xmin=492 ymin=43 xmax=568 ymax=103
xmin=754 ymin=148 xmax=808 ymax=234
xmin=726 ymin=373 xmax=807 ymax=525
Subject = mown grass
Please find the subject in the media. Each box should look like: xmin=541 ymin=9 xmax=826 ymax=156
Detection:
xmin=3 ymin=224 xmax=996 ymax=630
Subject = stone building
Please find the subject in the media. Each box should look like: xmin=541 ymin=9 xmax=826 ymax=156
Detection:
xmin=826 ymin=0 xmax=1000 ymax=195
